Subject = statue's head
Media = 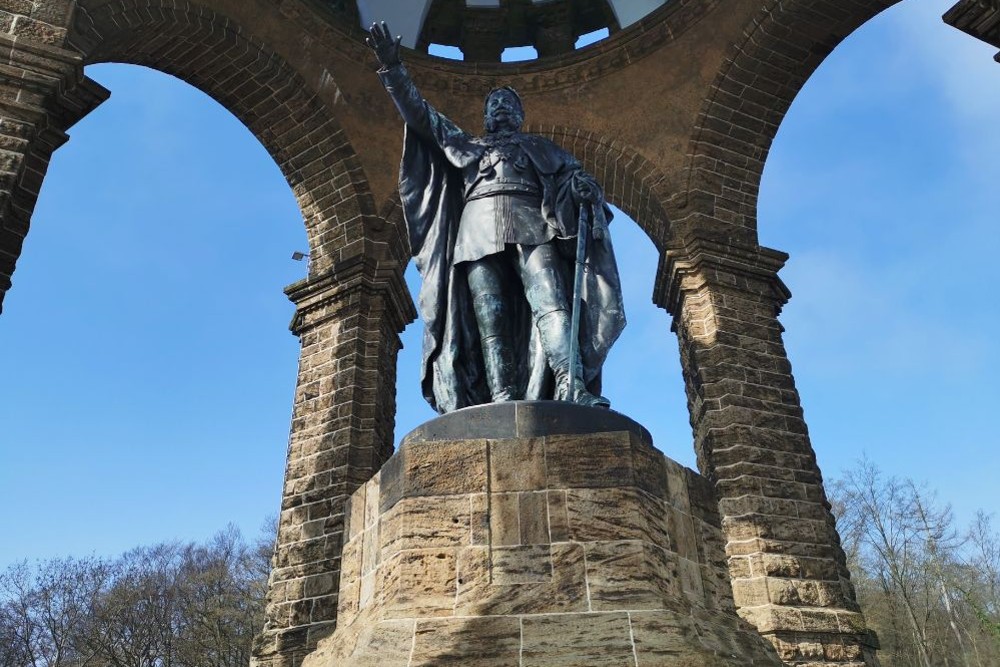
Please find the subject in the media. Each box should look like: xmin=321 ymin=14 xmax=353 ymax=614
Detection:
xmin=484 ymin=87 xmax=524 ymax=133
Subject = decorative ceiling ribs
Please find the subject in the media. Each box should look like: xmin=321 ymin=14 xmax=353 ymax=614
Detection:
xmin=418 ymin=0 xmax=620 ymax=60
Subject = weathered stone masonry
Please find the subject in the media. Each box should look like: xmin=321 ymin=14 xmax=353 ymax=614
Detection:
xmin=1 ymin=1 xmax=997 ymax=666
xmin=0 ymin=1 xmax=107 ymax=310
xmin=255 ymin=257 xmax=414 ymax=666
xmin=659 ymin=236 xmax=877 ymax=665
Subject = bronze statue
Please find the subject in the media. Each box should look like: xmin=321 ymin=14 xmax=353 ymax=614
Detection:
xmin=367 ymin=22 xmax=626 ymax=414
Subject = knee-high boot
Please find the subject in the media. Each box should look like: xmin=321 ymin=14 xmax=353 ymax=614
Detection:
xmin=472 ymin=293 xmax=517 ymax=402
xmin=535 ymin=310 xmax=610 ymax=408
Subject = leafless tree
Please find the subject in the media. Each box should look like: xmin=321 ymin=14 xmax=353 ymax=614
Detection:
xmin=831 ymin=458 xmax=1000 ymax=667
xmin=0 ymin=523 xmax=274 ymax=667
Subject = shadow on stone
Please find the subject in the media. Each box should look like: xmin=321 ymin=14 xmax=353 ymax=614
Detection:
xmin=303 ymin=403 xmax=783 ymax=666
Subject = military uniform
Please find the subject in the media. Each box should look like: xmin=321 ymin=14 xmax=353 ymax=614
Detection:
xmin=378 ymin=63 xmax=626 ymax=412
xmin=454 ymin=136 xmax=556 ymax=264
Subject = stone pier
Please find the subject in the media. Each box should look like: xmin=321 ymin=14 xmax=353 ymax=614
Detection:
xmin=304 ymin=403 xmax=783 ymax=666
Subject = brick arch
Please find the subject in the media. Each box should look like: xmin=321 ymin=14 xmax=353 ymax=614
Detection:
xmin=529 ymin=125 xmax=672 ymax=250
xmin=59 ymin=6 xmax=418 ymax=663
xmin=394 ymin=0 xmax=722 ymax=95
xmin=68 ymin=0 xmax=406 ymax=273
xmin=683 ymin=0 xmax=902 ymax=241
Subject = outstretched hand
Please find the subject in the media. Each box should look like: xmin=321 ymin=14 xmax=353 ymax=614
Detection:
xmin=366 ymin=21 xmax=402 ymax=69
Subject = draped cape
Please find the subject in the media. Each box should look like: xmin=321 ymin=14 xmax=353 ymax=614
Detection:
xmin=392 ymin=78 xmax=626 ymax=413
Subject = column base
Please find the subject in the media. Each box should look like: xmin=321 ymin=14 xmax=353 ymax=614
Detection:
xmin=305 ymin=402 xmax=783 ymax=666
xmin=739 ymin=605 xmax=879 ymax=666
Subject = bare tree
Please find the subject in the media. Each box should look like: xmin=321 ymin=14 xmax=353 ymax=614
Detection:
xmin=0 ymin=558 xmax=110 ymax=667
xmin=834 ymin=458 xmax=938 ymax=666
xmin=907 ymin=481 xmax=970 ymax=667
xmin=0 ymin=524 xmax=275 ymax=667
xmin=831 ymin=459 xmax=1000 ymax=667
xmin=172 ymin=526 xmax=269 ymax=667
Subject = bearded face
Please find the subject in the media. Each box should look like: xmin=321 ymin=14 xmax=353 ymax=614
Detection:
xmin=484 ymin=88 xmax=525 ymax=133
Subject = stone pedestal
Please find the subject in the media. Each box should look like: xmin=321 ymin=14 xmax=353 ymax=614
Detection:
xmin=303 ymin=403 xmax=782 ymax=666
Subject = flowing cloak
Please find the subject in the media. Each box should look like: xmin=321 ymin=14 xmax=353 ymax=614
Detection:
xmin=381 ymin=65 xmax=626 ymax=414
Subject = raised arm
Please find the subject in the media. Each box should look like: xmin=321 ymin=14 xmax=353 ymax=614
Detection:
xmin=366 ymin=21 xmax=469 ymax=150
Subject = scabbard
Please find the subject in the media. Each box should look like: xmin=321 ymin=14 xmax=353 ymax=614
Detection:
xmin=567 ymin=204 xmax=589 ymax=398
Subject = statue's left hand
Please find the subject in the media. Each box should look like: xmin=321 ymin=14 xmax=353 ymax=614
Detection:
xmin=572 ymin=172 xmax=608 ymax=241
xmin=366 ymin=21 xmax=402 ymax=69
xmin=572 ymin=172 xmax=601 ymax=206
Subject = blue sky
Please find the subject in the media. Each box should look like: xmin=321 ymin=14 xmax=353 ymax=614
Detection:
xmin=1 ymin=0 xmax=997 ymax=568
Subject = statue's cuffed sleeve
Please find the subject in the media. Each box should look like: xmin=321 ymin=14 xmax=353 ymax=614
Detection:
xmin=378 ymin=64 xmax=476 ymax=166
xmin=378 ymin=65 xmax=435 ymax=138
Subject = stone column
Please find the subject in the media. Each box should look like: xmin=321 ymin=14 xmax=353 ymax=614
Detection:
xmin=460 ymin=10 xmax=505 ymax=62
xmin=534 ymin=4 xmax=575 ymax=58
xmin=656 ymin=234 xmax=879 ymax=666
xmin=0 ymin=1 xmax=109 ymax=312
xmin=253 ymin=256 xmax=415 ymax=667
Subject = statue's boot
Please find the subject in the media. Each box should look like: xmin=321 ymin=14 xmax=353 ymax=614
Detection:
xmin=536 ymin=309 xmax=610 ymax=409
xmin=473 ymin=293 xmax=517 ymax=402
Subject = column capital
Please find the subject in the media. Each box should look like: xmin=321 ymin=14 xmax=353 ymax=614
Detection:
xmin=285 ymin=256 xmax=416 ymax=336
xmin=0 ymin=34 xmax=109 ymax=130
xmin=654 ymin=233 xmax=792 ymax=316
xmin=0 ymin=36 xmax=109 ymax=313
xmin=944 ymin=0 xmax=1000 ymax=59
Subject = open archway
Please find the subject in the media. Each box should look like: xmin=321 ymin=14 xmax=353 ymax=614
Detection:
xmin=0 ymin=2 xmax=417 ymax=662
xmin=661 ymin=0 xmax=1000 ymax=663
xmin=758 ymin=0 xmax=1000 ymax=555
xmin=0 ymin=60 xmax=305 ymax=582
xmin=69 ymin=0 xmax=391 ymax=271
xmin=683 ymin=0 xmax=903 ymax=241
xmin=748 ymin=2 xmax=1000 ymax=663
xmin=3 ymin=1 xmax=995 ymax=665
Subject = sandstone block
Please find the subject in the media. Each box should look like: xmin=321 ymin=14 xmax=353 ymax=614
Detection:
xmin=520 ymin=613 xmax=635 ymax=666
xmin=519 ymin=491 xmax=549 ymax=544
xmin=471 ymin=493 xmax=489 ymax=544
xmin=410 ymin=617 xmax=520 ymax=667
xmin=667 ymin=506 xmax=699 ymax=561
xmin=378 ymin=439 xmax=488 ymax=512
xmin=566 ymin=487 xmax=651 ymax=542
xmin=381 ymin=549 xmax=457 ymax=618
xmin=491 ymin=545 xmax=552 ymax=584
xmin=302 ymin=619 xmax=414 ymax=667
xmin=584 ymin=541 xmax=679 ymax=611
xmin=313 ymin=430 xmax=784 ymax=666
xmin=629 ymin=611 xmax=698 ymax=658
xmin=546 ymin=491 xmax=570 ymax=542
xmin=454 ymin=543 xmax=588 ymax=616
xmin=378 ymin=495 xmax=471 ymax=558
xmin=490 ymin=437 xmax=545 ymax=491
xmin=544 ymin=432 xmax=634 ymax=489
xmin=679 ymin=556 xmax=707 ymax=605
xmin=490 ymin=492 xmax=520 ymax=546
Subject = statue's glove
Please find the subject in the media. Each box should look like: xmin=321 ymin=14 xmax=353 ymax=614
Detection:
xmin=572 ymin=172 xmax=608 ymax=242
xmin=366 ymin=21 xmax=402 ymax=69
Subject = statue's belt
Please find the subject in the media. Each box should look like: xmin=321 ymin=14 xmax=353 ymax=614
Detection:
xmin=466 ymin=181 xmax=541 ymax=202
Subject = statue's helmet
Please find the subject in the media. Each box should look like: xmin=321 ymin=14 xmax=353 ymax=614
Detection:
xmin=484 ymin=86 xmax=525 ymax=132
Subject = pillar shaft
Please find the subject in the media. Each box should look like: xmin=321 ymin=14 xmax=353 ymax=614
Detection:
xmin=253 ymin=257 xmax=415 ymax=667
xmin=461 ymin=10 xmax=505 ymax=62
xmin=658 ymin=235 xmax=879 ymax=666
